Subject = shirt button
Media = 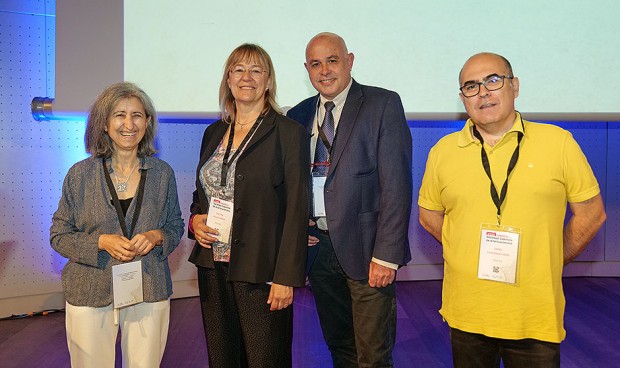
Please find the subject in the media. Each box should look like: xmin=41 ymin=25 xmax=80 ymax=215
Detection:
xmin=236 ymin=174 xmax=244 ymax=181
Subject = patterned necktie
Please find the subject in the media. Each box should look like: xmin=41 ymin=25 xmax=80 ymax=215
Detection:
xmin=312 ymin=101 xmax=336 ymax=175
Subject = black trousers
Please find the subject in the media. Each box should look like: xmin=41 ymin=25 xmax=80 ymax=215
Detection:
xmin=197 ymin=263 xmax=293 ymax=368
xmin=450 ymin=328 xmax=560 ymax=368
xmin=308 ymin=232 xmax=396 ymax=368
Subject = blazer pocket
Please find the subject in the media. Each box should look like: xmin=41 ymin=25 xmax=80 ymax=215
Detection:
xmin=345 ymin=154 xmax=377 ymax=177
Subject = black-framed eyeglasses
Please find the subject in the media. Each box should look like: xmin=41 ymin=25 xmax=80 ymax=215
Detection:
xmin=460 ymin=74 xmax=514 ymax=97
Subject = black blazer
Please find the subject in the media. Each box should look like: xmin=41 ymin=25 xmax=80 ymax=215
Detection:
xmin=287 ymin=80 xmax=412 ymax=280
xmin=188 ymin=108 xmax=309 ymax=287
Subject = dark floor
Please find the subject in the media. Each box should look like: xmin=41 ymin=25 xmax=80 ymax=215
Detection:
xmin=1 ymin=277 xmax=619 ymax=367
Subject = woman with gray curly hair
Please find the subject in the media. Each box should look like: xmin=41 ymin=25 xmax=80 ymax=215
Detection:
xmin=50 ymin=82 xmax=184 ymax=367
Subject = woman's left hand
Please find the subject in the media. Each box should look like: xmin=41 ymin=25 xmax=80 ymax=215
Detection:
xmin=131 ymin=230 xmax=164 ymax=256
xmin=267 ymin=283 xmax=293 ymax=311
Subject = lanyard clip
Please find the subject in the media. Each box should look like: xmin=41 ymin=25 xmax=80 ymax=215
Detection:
xmin=497 ymin=214 xmax=501 ymax=226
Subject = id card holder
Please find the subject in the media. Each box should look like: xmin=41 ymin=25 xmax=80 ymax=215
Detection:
xmin=312 ymin=175 xmax=326 ymax=217
xmin=112 ymin=260 xmax=144 ymax=309
xmin=206 ymin=197 xmax=233 ymax=244
xmin=477 ymin=223 xmax=522 ymax=285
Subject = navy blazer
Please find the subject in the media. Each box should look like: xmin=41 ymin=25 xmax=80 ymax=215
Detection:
xmin=287 ymin=80 xmax=412 ymax=280
xmin=188 ymin=108 xmax=310 ymax=287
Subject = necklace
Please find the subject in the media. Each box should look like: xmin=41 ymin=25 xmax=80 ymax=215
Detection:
xmin=235 ymin=120 xmax=252 ymax=130
xmin=234 ymin=114 xmax=260 ymax=130
xmin=112 ymin=160 xmax=138 ymax=192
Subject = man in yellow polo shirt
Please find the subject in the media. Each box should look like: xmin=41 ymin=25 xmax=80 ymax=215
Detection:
xmin=418 ymin=52 xmax=606 ymax=367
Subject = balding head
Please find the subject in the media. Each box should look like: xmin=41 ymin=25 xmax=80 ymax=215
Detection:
xmin=459 ymin=52 xmax=513 ymax=85
xmin=304 ymin=32 xmax=354 ymax=99
xmin=306 ymin=32 xmax=349 ymax=59
xmin=458 ymin=52 xmax=519 ymax=135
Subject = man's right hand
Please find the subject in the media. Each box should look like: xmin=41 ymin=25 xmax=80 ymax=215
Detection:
xmin=308 ymin=219 xmax=320 ymax=247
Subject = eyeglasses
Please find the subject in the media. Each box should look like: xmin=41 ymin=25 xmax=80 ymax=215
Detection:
xmin=459 ymin=74 xmax=514 ymax=97
xmin=229 ymin=66 xmax=267 ymax=79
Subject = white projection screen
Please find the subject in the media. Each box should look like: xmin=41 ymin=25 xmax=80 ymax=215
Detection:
xmin=48 ymin=0 xmax=619 ymax=121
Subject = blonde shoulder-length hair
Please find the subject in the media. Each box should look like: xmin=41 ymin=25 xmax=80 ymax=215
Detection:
xmin=218 ymin=43 xmax=280 ymax=123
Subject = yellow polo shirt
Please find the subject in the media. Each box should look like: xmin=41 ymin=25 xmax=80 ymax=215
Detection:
xmin=418 ymin=113 xmax=600 ymax=342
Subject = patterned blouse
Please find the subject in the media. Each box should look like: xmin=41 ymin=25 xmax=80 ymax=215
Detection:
xmin=199 ymin=143 xmax=237 ymax=262
xmin=199 ymin=120 xmax=264 ymax=262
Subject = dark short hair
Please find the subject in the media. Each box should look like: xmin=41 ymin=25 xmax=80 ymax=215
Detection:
xmin=218 ymin=43 xmax=280 ymax=123
xmin=84 ymin=82 xmax=158 ymax=157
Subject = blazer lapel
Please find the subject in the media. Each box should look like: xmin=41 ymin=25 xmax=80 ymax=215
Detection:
xmin=301 ymin=95 xmax=320 ymax=134
xmin=328 ymin=80 xmax=363 ymax=177
xmin=237 ymin=107 xmax=276 ymax=158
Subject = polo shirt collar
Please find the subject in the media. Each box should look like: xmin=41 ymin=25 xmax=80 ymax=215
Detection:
xmin=457 ymin=111 xmax=524 ymax=148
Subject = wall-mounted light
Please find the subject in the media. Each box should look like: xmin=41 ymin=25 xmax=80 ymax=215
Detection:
xmin=31 ymin=97 xmax=54 ymax=121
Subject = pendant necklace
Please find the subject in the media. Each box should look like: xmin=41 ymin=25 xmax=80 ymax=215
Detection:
xmin=113 ymin=160 xmax=138 ymax=192
xmin=235 ymin=119 xmax=252 ymax=130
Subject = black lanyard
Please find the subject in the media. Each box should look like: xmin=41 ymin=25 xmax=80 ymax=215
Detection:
xmin=102 ymin=158 xmax=147 ymax=238
xmin=471 ymin=117 xmax=524 ymax=225
xmin=220 ymin=115 xmax=263 ymax=186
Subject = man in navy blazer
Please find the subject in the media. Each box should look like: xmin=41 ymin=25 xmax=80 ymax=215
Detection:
xmin=287 ymin=32 xmax=412 ymax=367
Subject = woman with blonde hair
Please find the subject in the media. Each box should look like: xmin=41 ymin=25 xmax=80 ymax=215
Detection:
xmin=188 ymin=44 xmax=309 ymax=368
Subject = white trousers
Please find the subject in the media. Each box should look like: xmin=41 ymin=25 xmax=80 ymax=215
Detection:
xmin=65 ymin=300 xmax=170 ymax=368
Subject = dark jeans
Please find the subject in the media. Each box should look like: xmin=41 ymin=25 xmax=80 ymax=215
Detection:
xmin=308 ymin=232 xmax=396 ymax=368
xmin=450 ymin=328 xmax=560 ymax=368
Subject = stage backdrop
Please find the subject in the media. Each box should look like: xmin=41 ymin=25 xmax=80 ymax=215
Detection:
xmin=0 ymin=0 xmax=618 ymax=318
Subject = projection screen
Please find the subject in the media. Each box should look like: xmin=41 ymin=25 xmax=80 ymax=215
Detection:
xmin=35 ymin=0 xmax=620 ymax=122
